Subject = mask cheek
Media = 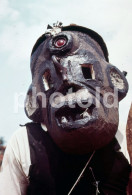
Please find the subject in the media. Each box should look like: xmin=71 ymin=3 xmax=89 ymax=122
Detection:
xmin=107 ymin=65 xmax=129 ymax=101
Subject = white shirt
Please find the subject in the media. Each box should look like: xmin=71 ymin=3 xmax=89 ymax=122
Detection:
xmin=0 ymin=126 xmax=30 ymax=195
xmin=0 ymin=125 xmax=130 ymax=195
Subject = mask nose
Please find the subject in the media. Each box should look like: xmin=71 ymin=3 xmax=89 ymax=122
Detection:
xmin=52 ymin=55 xmax=77 ymax=84
xmin=52 ymin=55 xmax=67 ymax=78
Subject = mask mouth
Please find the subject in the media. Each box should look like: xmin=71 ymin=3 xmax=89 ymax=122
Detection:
xmin=55 ymin=95 xmax=97 ymax=130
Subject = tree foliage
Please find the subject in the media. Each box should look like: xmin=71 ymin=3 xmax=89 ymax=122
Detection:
xmin=0 ymin=137 xmax=5 ymax=146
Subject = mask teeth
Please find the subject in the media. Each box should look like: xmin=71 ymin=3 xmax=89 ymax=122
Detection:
xmin=61 ymin=116 xmax=68 ymax=124
xmin=82 ymin=111 xmax=89 ymax=118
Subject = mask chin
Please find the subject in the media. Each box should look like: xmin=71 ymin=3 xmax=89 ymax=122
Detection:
xmin=47 ymin=97 xmax=119 ymax=154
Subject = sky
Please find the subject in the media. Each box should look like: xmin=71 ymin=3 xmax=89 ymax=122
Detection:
xmin=0 ymin=0 xmax=132 ymax=143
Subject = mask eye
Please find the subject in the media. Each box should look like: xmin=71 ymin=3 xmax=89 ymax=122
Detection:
xmin=81 ymin=64 xmax=95 ymax=80
xmin=54 ymin=37 xmax=67 ymax=48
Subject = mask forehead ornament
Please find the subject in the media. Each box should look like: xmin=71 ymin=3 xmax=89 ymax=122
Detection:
xmin=45 ymin=22 xmax=62 ymax=36
xmin=25 ymin=22 xmax=128 ymax=154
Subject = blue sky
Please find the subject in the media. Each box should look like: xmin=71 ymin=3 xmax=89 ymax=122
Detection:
xmin=0 ymin=0 xmax=132 ymax=142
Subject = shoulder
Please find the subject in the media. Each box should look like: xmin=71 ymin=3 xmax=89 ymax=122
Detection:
xmin=9 ymin=126 xmax=28 ymax=154
xmin=10 ymin=125 xmax=28 ymax=142
xmin=7 ymin=125 xmax=31 ymax=176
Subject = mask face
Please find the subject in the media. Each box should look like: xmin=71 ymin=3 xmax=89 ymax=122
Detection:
xmin=25 ymin=30 xmax=128 ymax=154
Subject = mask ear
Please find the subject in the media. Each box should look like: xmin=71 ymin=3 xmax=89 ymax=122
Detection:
xmin=24 ymin=84 xmax=43 ymax=122
xmin=107 ymin=64 xmax=129 ymax=101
